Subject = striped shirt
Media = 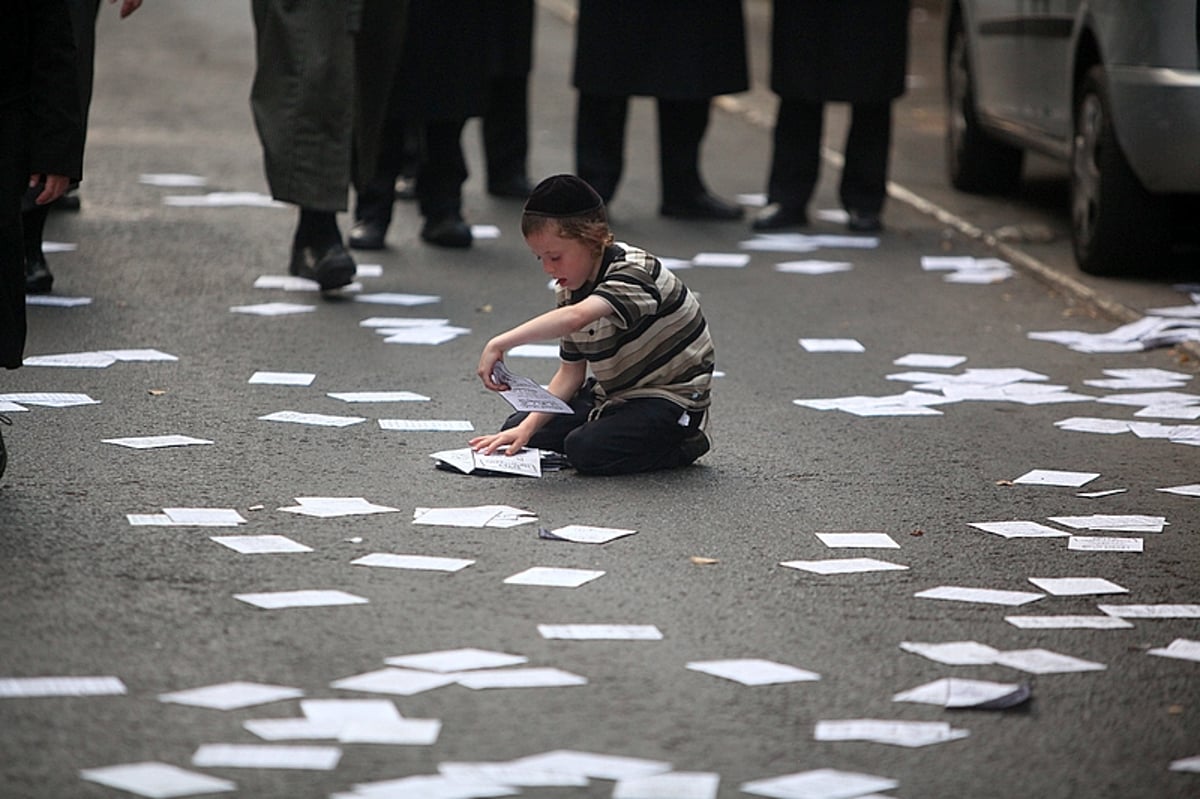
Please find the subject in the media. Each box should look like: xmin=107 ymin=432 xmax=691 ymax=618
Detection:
xmin=557 ymin=243 xmax=714 ymax=415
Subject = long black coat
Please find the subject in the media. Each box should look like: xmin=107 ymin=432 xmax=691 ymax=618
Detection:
xmin=573 ymin=0 xmax=748 ymax=100
xmin=1 ymin=0 xmax=83 ymax=369
xmin=771 ymin=1 xmax=910 ymax=103
xmin=395 ymin=0 xmax=530 ymax=121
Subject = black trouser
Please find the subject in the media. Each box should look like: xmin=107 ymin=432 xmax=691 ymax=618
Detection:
xmin=575 ymin=93 xmax=711 ymax=205
xmin=416 ymin=117 xmax=468 ymax=221
xmin=501 ymin=382 xmax=705 ymax=476
xmin=482 ymin=72 xmax=529 ymax=188
xmin=767 ymin=98 xmax=892 ymax=215
xmin=0 ymin=102 xmax=27 ymax=368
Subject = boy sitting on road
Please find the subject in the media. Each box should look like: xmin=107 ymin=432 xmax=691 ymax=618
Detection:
xmin=472 ymin=174 xmax=714 ymax=475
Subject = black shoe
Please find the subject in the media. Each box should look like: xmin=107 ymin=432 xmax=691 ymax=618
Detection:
xmin=0 ymin=414 xmax=10 ymax=478
xmin=421 ymin=214 xmax=473 ymax=248
xmin=679 ymin=430 xmax=710 ymax=465
xmin=348 ymin=219 xmax=387 ymax=250
xmin=847 ymin=210 xmax=883 ymax=233
xmin=660 ymin=192 xmax=743 ymax=220
xmin=751 ymin=203 xmax=808 ymax=231
xmin=487 ymin=175 xmax=533 ymax=199
xmin=24 ymin=254 xmax=53 ymax=294
xmin=289 ymin=241 xmax=356 ymax=290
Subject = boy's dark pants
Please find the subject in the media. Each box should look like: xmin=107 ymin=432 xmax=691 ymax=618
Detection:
xmin=501 ymin=382 xmax=705 ymax=476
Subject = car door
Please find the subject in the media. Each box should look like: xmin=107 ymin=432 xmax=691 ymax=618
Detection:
xmin=1018 ymin=0 xmax=1080 ymax=146
xmin=965 ymin=0 xmax=1028 ymax=126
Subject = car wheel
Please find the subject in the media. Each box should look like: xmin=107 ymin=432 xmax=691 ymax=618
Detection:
xmin=945 ymin=15 xmax=1023 ymax=193
xmin=1071 ymin=66 xmax=1170 ymax=276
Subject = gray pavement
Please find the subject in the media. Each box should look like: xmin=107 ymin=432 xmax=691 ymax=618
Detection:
xmin=1 ymin=3 xmax=1198 ymax=798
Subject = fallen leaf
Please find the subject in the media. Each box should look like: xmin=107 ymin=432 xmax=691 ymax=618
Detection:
xmin=996 ymin=479 xmax=1014 ymax=487
xmin=247 ymin=504 xmax=265 ymax=512
xmin=1167 ymin=705 xmax=1184 ymax=715
xmin=910 ymin=529 xmax=925 ymax=537
xmin=148 ymin=389 xmax=166 ymax=396
xmin=690 ymin=556 xmax=718 ymax=566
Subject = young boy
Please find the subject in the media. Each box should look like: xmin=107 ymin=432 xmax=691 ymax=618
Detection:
xmin=472 ymin=174 xmax=713 ymax=475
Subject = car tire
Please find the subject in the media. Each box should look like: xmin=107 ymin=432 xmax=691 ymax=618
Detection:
xmin=945 ymin=15 xmax=1023 ymax=194
xmin=1071 ymin=66 xmax=1171 ymax=276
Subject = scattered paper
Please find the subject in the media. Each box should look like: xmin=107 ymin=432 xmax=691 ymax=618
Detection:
xmin=0 ymin=676 xmax=126 ymax=698
xmin=691 ymin=252 xmax=750 ymax=268
xmin=278 ymin=497 xmax=399 ymax=517
xmin=1012 ymin=469 xmax=1100 ymax=487
xmin=685 ymin=659 xmax=820 ymax=686
xmin=507 ymin=344 xmax=560 ymax=358
xmin=893 ymin=353 xmax=967 ymax=368
xmin=537 ymin=525 xmax=638 ymax=544
xmin=1169 ymin=755 xmax=1200 ymax=773
xmin=989 ymin=648 xmax=1106 ymax=674
xmin=191 ymin=743 xmax=341 ymax=770
xmin=503 ymin=567 xmax=605 ymax=588
xmin=741 ymin=768 xmax=898 ymax=799
xmin=537 ymin=624 xmax=663 ymax=641
xmin=355 ymin=292 xmax=441 ymax=306
xmin=258 ymin=410 xmax=366 ymax=427
xmin=330 ymin=668 xmax=458 ymax=697
xmin=413 ymin=504 xmax=537 ymax=527
xmin=140 ymin=173 xmax=207 ymax=187
xmin=233 ymin=590 xmax=369 ymax=609
xmin=1098 ymin=604 xmax=1200 ymax=619
xmin=1048 ymin=514 xmax=1166 ymax=533
xmin=211 ymin=535 xmax=311 ymax=554
xmin=1027 ymin=577 xmax=1128 ymax=596
xmin=338 ymin=718 xmax=442 ymax=745
xmin=508 ymin=750 xmax=672 ymax=781
xmin=381 ymin=325 xmax=471 ymax=345
xmin=158 ymin=681 xmax=303 ymax=710
xmin=815 ymin=532 xmax=899 ymax=549
xmin=613 ymin=772 xmax=720 ymax=799
xmin=103 ymin=435 xmax=213 ymax=449
xmin=80 ymin=762 xmax=235 ymax=798
xmin=26 ymin=295 xmax=92 ymax=307
xmin=779 ymin=558 xmax=907 ymax=575
xmin=1068 ymin=536 xmax=1143 ymax=552
xmin=1004 ymin=615 xmax=1133 ymax=629
xmin=814 ymin=719 xmax=969 ymax=748
xmin=773 ymin=260 xmax=852 ymax=275
xmin=1149 ymin=638 xmax=1200 ymax=663
xmin=385 ymin=649 xmax=527 ymax=673
xmin=24 ymin=351 xmax=115 ymax=367
xmin=454 ymin=667 xmax=588 ymax=690
xmin=472 ymin=224 xmax=501 ymax=239
xmin=1158 ymin=483 xmax=1200 ymax=497
xmin=163 ymin=507 xmax=246 ymax=526
xmin=437 ymin=760 xmax=588 ymax=788
xmin=799 ymin=338 xmax=865 ymax=353
xmin=230 ymin=302 xmax=316 ymax=316
xmin=351 ymin=553 xmax=475 ymax=573
xmin=892 ymin=677 xmax=1031 ymax=709
xmin=899 ymin=641 xmax=1001 ymax=666
xmin=380 ymin=419 xmax=474 ymax=432
xmin=0 ymin=392 xmax=99 ymax=408
xmin=165 ymin=190 xmax=282 ymax=207
xmin=967 ymin=521 xmax=1071 ymax=539
xmin=914 ymin=585 xmax=1045 ymax=606
xmin=249 ymin=371 xmax=315 ymax=386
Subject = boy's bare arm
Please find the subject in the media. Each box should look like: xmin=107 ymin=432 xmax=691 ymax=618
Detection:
xmin=477 ymin=295 xmax=611 ymax=391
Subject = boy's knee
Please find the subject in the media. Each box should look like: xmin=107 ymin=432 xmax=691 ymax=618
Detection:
xmin=563 ymin=428 xmax=618 ymax=475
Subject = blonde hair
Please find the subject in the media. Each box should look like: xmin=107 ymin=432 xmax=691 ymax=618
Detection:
xmin=522 ymin=208 xmax=614 ymax=256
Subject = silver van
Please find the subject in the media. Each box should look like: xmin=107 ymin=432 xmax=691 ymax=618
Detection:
xmin=944 ymin=1 xmax=1200 ymax=275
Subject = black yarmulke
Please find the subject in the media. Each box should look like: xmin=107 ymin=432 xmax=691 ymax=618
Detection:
xmin=522 ymin=174 xmax=604 ymax=217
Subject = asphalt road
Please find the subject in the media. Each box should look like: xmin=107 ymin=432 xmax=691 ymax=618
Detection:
xmin=1 ymin=3 xmax=1197 ymax=798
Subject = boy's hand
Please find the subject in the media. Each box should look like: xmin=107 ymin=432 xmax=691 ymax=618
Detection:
xmin=477 ymin=342 xmax=509 ymax=391
xmin=469 ymin=427 xmax=531 ymax=457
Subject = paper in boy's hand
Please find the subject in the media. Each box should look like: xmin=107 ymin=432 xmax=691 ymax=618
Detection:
xmin=491 ymin=361 xmax=573 ymax=414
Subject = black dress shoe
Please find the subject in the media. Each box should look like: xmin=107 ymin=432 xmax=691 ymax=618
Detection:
xmin=24 ymin=253 xmax=53 ymax=294
xmin=847 ymin=210 xmax=883 ymax=233
xmin=751 ymin=203 xmax=808 ymax=231
xmin=660 ymin=192 xmax=743 ymax=220
xmin=421 ymin=214 xmax=473 ymax=248
xmin=487 ymin=175 xmax=534 ymax=199
xmin=348 ymin=219 xmax=387 ymax=250
xmin=289 ymin=241 xmax=356 ymax=290
xmin=49 ymin=192 xmax=80 ymax=212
